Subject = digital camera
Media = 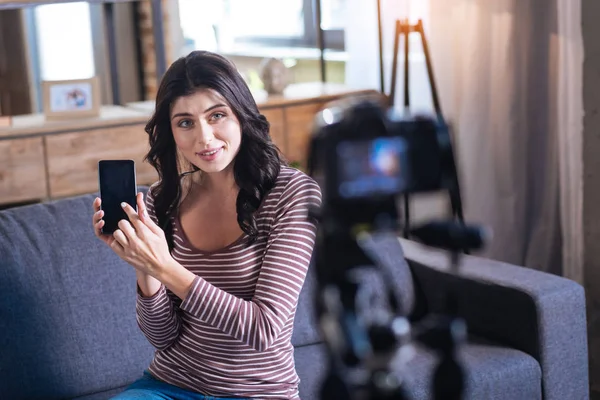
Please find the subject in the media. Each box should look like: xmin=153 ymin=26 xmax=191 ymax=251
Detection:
xmin=308 ymin=98 xmax=458 ymax=207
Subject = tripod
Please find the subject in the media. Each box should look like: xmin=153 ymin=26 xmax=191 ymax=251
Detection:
xmin=376 ymin=7 xmax=466 ymax=240
xmin=312 ymin=201 xmax=485 ymax=400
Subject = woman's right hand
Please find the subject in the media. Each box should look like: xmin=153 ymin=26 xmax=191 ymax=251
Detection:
xmin=92 ymin=194 xmax=162 ymax=297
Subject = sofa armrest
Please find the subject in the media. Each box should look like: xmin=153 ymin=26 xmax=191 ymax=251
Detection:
xmin=400 ymin=239 xmax=589 ymax=400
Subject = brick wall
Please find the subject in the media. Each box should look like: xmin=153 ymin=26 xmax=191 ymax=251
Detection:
xmin=137 ymin=0 xmax=174 ymax=100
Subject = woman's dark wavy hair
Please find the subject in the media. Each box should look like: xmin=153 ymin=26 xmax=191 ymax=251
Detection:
xmin=144 ymin=50 xmax=284 ymax=251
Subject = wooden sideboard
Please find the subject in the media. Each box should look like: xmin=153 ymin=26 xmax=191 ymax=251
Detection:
xmin=0 ymin=83 xmax=381 ymax=207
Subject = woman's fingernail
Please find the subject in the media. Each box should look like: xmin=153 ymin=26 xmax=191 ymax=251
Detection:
xmin=121 ymin=202 xmax=127 ymax=208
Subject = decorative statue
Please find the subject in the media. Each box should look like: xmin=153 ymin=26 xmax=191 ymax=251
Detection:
xmin=259 ymin=58 xmax=290 ymax=95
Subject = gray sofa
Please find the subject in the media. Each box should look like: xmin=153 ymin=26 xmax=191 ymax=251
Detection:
xmin=0 ymin=188 xmax=590 ymax=400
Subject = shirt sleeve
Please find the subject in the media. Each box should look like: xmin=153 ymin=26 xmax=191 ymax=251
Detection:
xmin=135 ymin=186 xmax=182 ymax=350
xmin=180 ymin=172 xmax=322 ymax=352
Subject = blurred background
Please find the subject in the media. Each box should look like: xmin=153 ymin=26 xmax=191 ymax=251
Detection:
xmin=0 ymin=0 xmax=434 ymax=112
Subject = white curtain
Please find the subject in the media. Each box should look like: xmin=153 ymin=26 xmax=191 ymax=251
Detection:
xmin=427 ymin=0 xmax=583 ymax=278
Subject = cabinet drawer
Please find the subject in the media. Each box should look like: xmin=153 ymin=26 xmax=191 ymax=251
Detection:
xmin=260 ymin=108 xmax=286 ymax=155
xmin=284 ymin=102 xmax=325 ymax=167
xmin=0 ymin=137 xmax=47 ymax=204
xmin=46 ymin=125 xmax=158 ymax=198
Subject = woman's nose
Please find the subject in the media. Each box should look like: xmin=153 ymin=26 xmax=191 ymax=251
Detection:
xmin=196 ymin=123 xmax=214 ymax=144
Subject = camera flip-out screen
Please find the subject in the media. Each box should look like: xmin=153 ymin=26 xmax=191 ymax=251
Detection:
xmin=336 ymin=137 xmax=410 ymax=199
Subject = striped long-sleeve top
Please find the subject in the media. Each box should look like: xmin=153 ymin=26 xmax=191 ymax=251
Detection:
xmin=136 ymin=166 xmax=322 ymax=399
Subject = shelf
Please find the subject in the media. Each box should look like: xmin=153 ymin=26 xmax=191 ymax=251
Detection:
xmin=0 ymin=105 xmax=149 ymax=139
xmin=0 ymin=0 xmax=137 ymax=10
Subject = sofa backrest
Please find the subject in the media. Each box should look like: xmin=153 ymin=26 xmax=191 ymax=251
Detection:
xmin=0 ymin=190 xmax=154 ymax=400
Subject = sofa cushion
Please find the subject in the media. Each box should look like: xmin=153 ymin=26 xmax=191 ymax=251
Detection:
xmin=294 ymin=339 xmax=542 ymax=400
xmin=0 ymin=191 xmax=154 ymax=400
xmin=405 ymin=337 xmax=542 ymax=400
xmin=70 ymin=385 xmax=129 ymax=400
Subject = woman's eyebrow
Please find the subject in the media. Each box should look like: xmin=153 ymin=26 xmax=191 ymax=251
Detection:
xmin=203 ymin=103 xmax=227 ymax=113
xmin=171 ymin=104 xmax=227 ymax=120
xmin=171 ymin=112 xmax=193 ymax=120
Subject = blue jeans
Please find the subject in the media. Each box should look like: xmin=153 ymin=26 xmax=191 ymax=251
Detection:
xmin=110 ymin=371 xmax=249 ymax=400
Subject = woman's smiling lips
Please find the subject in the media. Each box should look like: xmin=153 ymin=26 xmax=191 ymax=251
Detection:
xmin=196 ymin=147 xmax=224 ymax=161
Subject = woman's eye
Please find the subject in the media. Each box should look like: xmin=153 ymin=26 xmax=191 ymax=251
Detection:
xmin=211 ymin=112 xmax=225 ymax=121
xmin=178 ymin=119 xmax=193 ymax=128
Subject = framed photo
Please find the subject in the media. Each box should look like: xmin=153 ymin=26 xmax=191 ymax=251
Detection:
xmin=0 ymin=116 xmax=11 ymax=128
xmin=42 ymin=77 xmax=101 ymax=120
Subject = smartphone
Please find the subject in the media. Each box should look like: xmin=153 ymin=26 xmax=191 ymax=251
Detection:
xmin=98 ymin=159 xmax=137 ymax=234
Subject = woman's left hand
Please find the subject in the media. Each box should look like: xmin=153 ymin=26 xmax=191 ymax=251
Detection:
xmin=111 ymin=193 xmax=175 ymax=278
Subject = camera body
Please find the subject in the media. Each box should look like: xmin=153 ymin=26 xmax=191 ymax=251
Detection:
xmin=309 ymin=98 xmax=456 ymax=211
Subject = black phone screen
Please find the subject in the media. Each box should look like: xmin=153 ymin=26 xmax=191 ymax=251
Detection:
xmin=98 ymin=160 xmax=137 ymax=234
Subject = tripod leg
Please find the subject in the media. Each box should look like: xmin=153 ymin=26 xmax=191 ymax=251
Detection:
xmin=377 ymin=0 xmax=385 ymax=94
xmin=417 ymin=19 xmax=442 ymax=115
xmin=390 ymin=20 xmax=402 ymax=107
xmin=450 ymin=186 xmax=465 ymax=224
xmin=403 ymin=194 xmax=410 ymax=239
xmin=448 ymin=185 xmax=469 ymax=255
xmin=404 ymin=19 xmax=410 ymax=109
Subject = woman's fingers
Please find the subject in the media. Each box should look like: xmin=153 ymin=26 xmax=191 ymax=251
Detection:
xmin=94 ymin=219 xmax=114 ymax=245
xmin=94 ymin=218 xmax=104 ymax=231
xmin=92 ymin=197 xmax=107 ymax=240
xmin=113 ymin=228 xmax=129 ymax=248
xmin=121 ymin=201 xmax=141 ymax=226
xmin=110 ymin=236 xmax=125 ymax=255
xmin=93 ymin=209 xmax=104 ymax=224
xmin=92 ymin=198 xmax=103 ymax=234
xmin=117 ymin=195 xmax=165 ymax=245
xmin=118 ymin=219 xmax=138 ymax=243
xmin=137 ymin=193 xmax=155 ymax=231
xmin=137 ymin=192 xmax=147 ymax=220
xmin=137 ymin=193 xmax=163 ymax=236
xmin=122 ymin=200 xmax=155 ymax=238
xmin=93 ymin=197 xmax=101 ymax=212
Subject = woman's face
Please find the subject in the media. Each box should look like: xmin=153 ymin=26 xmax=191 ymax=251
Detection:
xmin=170 ymin=88 xmax=242 ymax=175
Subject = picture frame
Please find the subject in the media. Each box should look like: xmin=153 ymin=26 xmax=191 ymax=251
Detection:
xmin=42 ymin=76 xmax=101 ymax=120
xmin=0 ymin=116 xmax=11 ymax=128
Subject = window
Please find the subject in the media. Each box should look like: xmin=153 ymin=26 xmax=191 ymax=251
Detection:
xmin=33 ymin=2 xmax=95 ymax=81
xmin=23 ymin=1 xmax=97 ymax=111
xmin=24 ymin=1 xmax=145 ymax=110
xmin=321 ymin=0 xmax=346 ymax=30
xmin=178 ymin=0 xmax=346 ymax=53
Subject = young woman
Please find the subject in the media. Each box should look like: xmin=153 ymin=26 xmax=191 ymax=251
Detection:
xmin=92 ymin=51 xmax=321 ymax=399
